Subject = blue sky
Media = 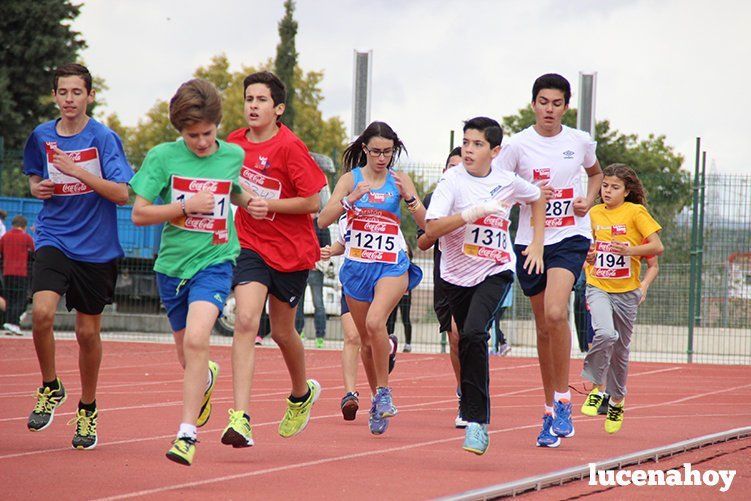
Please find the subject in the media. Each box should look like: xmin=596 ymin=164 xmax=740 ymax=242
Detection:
xmin=75 ymin=0 xmax=749 ymax=173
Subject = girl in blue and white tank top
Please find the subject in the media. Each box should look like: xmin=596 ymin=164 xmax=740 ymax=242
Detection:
xmin=318 ymin=121 xmax=423 ymax=436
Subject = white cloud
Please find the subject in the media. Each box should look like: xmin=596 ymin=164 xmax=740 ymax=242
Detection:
xmin=75 ymin=0 xmax=750 ymax=173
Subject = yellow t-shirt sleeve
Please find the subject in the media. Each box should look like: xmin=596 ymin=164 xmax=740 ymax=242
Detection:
xmin=634 ymin=205 xmax=662 ymax=240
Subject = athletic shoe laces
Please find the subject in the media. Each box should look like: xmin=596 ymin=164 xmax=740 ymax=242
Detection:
xmin=174 ymin=436 xmax=197 ymax=452
xmin=68 ymin=411 xmax=96 ymax=437
xmin=607 ymin=405 xmax=624 ymax=422
xmin=228 ymin=409 xmax=250 ymax=432
xmin=586 ymin=393 xmax=602 ymax=407
xmin=33 ymin=388 xmax=60 ymax=414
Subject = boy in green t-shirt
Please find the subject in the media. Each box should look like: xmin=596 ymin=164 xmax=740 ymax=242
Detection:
xmin=129 ymin=79 xmax=251 ymax=466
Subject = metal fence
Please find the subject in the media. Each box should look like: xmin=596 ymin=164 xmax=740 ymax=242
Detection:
xmin=1 ymin=139 xmax=749 ymax=365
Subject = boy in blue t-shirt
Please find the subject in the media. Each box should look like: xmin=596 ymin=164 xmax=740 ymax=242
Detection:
xmin=22 ymin=63 xmax=133 ymax=450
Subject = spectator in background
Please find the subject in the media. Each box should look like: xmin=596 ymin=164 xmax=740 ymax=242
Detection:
xmin=0 ymin=215 xmax=35 ymax=335
xmin=0 ymin=209 xmax=7 ymax=238
xmin=295 ymin=215 xmax=332 ymax=348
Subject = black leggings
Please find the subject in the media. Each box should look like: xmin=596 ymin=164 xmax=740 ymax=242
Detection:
xmin=386 ymin=293 xmax=412 ymax=344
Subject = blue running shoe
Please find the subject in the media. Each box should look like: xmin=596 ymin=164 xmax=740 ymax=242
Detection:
xmin=374 ymin=387 xmax=397 ymax=418
xmin=368 ymin=399 xmax=389 ymax=435
xmin=552 ymin=400 xmax=575 ymax=438
xmin=536 ymin=414 xmax=561 ymax=448
xmin=462 ymin=423 xmax=489 ymax=455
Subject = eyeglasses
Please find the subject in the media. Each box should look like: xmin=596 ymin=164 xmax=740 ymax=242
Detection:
xmin=363 ymin=145 xmax=394 ymax=158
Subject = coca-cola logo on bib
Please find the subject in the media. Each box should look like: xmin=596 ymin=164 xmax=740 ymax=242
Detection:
xmin=477 ymin=247 xmax=510 ymax=263
xmin=481 ymin=215 xmax=509 ymax=229
xmin=596 ymin=268 xmax=619 ymax=278
xmin=242 ymin=171 xmax=268 ymax=185
xmin=363 ymin=222 xmax=388 ymax=233
xmin=361 ymin=250 xmax=384 ymax=260
xmin=188 ymin=180 xmax=219 ymax=193
xmin=185 ymin=217 xmax=216 ymax=231
xmin=61 ymin=183 xmax=90 ymax=194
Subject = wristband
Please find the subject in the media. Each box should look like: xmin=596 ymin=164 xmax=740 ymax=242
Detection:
xmin=179 ymin=198 xmax=188 ymax=216
xmin=404 ymin=195 xmax=416 ymax=205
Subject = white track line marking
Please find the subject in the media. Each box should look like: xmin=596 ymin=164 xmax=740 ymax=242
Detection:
xmin=93 ymin=411 xmax=751 ymax=500
xmin=0 ymin=366 xmax=702 ymax=460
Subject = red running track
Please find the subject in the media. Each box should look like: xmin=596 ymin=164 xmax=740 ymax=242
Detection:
xmin=1 ymin=338 xmax=749 ymax=500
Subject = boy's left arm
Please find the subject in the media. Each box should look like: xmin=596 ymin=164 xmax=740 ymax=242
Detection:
xmin=264 ymin=193 xmax=320 ymax=215
xmin=574 ymin=160 xmax=603 ymax=217
xmin=639 ymin=254 xmax=660 ymax=305
xmin=51 ymin=146 xmax=129 ymax=205
xmin=258 ymin=141 xmax=325 ymax=218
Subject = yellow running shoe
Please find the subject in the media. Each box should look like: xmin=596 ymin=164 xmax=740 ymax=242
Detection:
xmin=166 ymin=436 xmax=197 ymax=466
xmin=221 ymin=409 xmax=254 ymax=448
xmin=28 ymin=379 xmax=67 ymax=431
xmin=604 ymin=401 xmax=625 ymax=434
xmin=581 ymin=388 xmax=605 ymax=417
xmin=69 ymin=408 xmax=98 ymax=450
xmin=196 ymin=360 xmax=219 ymax=428
xmin=278 ymin=379 xmax=321 ymax=438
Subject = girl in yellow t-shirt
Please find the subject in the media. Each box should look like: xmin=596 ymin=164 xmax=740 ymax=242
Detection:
xmin=580 ymin=163 xmax=663 ymax=434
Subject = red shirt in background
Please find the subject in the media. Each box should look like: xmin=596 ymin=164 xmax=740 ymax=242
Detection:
xmin=0 ymin=228 xmax=35 ymax=276
xmin=227 ymin=124 xmax=327 ymax=272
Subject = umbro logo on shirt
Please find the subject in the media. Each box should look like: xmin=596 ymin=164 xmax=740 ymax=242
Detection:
xmin=563 ymin=150 xmax=575 ymax=159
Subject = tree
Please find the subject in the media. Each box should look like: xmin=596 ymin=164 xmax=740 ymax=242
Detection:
xmin=0 ymin=1 xmax=87 ymax=151
xmin=107 ymin=54 xmax=347 ymax=173
xmin=501 ymin=107 xmax=691 ymax=262
xmin=274 ymin=0 xmax=298 ymax=130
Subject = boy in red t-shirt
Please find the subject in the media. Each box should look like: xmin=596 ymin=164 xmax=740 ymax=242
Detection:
xmin=221 ymin=71 xmax=327 ymax=447
xmin=0 ymin=215 xmax=35 ymax=335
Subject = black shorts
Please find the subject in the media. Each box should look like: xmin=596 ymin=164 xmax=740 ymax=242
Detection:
xmin=232 ymin=248 xmax=308 ymax=307
xmin=433 ymin=274 xmax=453 ymax=333
xmin=513 ymin=235 xmax=590 ymax=297
xmin=31 ymin=246 xmax=118 ymax=315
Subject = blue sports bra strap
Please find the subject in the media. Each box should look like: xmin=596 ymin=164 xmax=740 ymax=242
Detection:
xmin=351 ymin=167 xmax=363 ymax=185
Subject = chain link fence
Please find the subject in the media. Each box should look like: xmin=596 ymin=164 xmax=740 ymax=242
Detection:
xmin=1 ymin=138 xmax=749 ymax=364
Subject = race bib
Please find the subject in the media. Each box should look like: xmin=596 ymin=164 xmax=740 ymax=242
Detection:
xmin=593 ymin=241 xmax=631 ymax=279
xmin=347 ymin=209 xmax=400 ymax=264
xmin=170 ymin=176 xmax=231 ymax=243
xmin=45 ymin=142 xmax=102 ymax=196
xmin=463 ymin=214 xmax=512 ymax=264
xmin=545 ymin=187 xmax=575 ymax=228
xmin=239 ymin=165 xmax=281 ymax=221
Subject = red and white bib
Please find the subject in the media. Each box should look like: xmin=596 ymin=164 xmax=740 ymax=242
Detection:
xmin=239 ymin=165 xmax=282 ymax=221
xmin=170 ymin=176 xmax=231 ymax=244
xmin=45 ymin=142 xmax=102 ymax=196
xmin=346 ymin=209 xmax=400 ymax=264
xmin=462 ymin=213 xmax=512 ymax=264
xmin=592 ymin=241 xmax=630 ymax=279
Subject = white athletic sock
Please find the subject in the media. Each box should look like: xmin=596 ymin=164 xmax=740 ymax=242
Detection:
xmin=178 ymin=423 xmax=197 ymax=440
xmin=544 ymin=404 xmax=554 ymax=415
xmin=554 ymin=390 xmax=571 ymax=403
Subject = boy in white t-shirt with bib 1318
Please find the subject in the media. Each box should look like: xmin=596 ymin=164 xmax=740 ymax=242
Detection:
xmin=425 ymin=117 xmax=545 ymax=455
